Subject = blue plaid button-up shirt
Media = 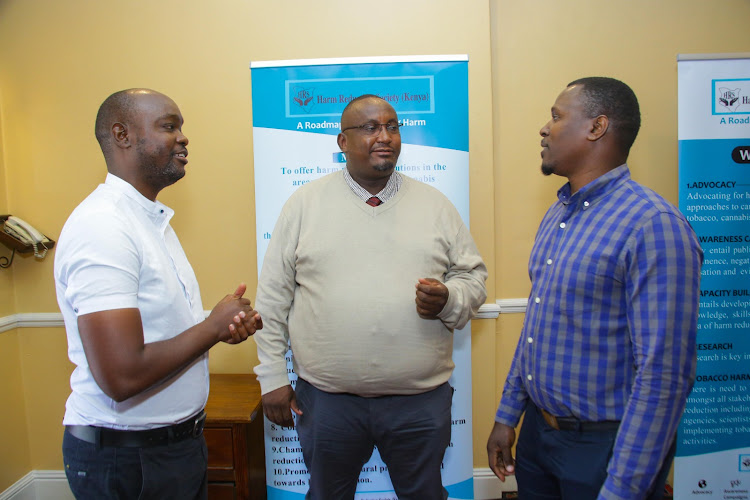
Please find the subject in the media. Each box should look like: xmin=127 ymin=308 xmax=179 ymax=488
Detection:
xmin=496 ymin=165 xmax=703 ymax=499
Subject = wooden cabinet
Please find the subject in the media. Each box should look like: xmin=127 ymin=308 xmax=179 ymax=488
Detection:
xmin=205 ymin=374 xmax=266 ymax=500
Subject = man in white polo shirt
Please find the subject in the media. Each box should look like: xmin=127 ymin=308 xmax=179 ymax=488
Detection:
xmin=54 ymin=88 xmax=262 ymax=500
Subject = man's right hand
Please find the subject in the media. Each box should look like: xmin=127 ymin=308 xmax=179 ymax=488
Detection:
xmin=207 ymin=283 xmax=262 ymax=344
xmin=487 ymin=421 xmax=516 ymax=481
xmin=262 ymin=385 xmax=303 ymax=428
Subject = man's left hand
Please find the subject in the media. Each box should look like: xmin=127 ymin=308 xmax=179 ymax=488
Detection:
xmin=415 ymin=278 xmax=449 ymax=319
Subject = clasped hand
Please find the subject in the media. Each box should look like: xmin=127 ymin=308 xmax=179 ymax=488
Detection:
xmin=209 ymin=283 xmax=263 ymax=344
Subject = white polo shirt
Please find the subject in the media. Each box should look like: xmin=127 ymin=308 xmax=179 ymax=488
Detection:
xmin=55 ymin=174 xmax=208 ymax=430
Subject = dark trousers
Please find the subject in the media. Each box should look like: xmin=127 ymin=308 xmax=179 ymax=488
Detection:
xmin=516 ymin=402 xmax=674 ymax=500
xmin=63 ymin=428 xmax=208 ymax=500
xmin=295 ymin=378 xmax=453 ymax=500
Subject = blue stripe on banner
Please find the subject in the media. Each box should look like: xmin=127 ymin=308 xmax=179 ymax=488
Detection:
xmin=266 ymin=480 xmax=474 ymax=500
xmin=445 ymin=478 xmax=475 ymax=499
xmin=267 ymin=486 xmax=306 ymax=500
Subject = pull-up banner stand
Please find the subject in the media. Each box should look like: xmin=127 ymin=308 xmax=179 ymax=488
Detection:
xmin=250 ymin=55 xmax=474 ymax=500
xmin=676 ymin=53 xmax=750 ymax=499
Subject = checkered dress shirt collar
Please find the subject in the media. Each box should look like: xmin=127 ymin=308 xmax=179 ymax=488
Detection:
xmin=343 ymin=169 xmax=402 ymax=204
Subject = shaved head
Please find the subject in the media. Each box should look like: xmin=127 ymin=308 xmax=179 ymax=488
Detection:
xmin=340 ymin=94 xmax=392 ymax=129
xmin=95 ymin=88 xmax=163 ymax=159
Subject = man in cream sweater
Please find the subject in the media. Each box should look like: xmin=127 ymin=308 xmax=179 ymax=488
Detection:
xmin=254 ymin=94 xmax=487 ymax=499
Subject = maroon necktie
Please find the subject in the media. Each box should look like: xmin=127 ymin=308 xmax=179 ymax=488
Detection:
xmin=366 ymin=196 xmax=382 ymax=207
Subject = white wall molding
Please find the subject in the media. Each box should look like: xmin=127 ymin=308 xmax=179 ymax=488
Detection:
xmin=15 ymin=313 xmax=65 ymax=329
xmin=476 ymin=303 xmax=501 ymax=319
xmin=0 ymin=314 xmax=17 ymax=333
xmin=1 ymin=468 xmax=513 ymax=499
xmin=0 ymin=300 xmax=528 ymax=334
xmin=0 ymin=313 xmax=64 ymax=333
xmin=496 ymin=298 xmax=527 ymax=314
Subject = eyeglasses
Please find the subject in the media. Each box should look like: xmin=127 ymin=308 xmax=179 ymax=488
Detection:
xmin=341 ymin=122 xmax=401 ymax=136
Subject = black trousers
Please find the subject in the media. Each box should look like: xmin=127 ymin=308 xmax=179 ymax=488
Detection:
xmin=63 ymin=428 xmax=208 ymax=500
xmin=516 ymin=402 xmax=674 ymax=500
xmin=295 ymin=378 xmax=452 ymax=500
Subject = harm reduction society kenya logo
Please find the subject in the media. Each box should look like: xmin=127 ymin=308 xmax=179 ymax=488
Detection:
xmin=714 ymin=78 xmax=750 ymax=117
xmin=292 ymin=87 xmax=315 ymax=114
xmin=719 ymin=87 xmax=741 ymax=112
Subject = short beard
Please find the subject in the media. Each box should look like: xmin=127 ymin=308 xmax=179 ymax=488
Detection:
xmin=137 ymin=141 xmax=185 ymax=190
xmin=373 ymin=161 xmax=395 ymax=172
xmin=147 ymin=161 xmax=185 ymax=190
xmin=541 ymin=163 xmax=554 ymax=176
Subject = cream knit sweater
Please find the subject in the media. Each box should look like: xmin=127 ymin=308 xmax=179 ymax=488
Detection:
xmin=254 ymin=171 xmax=487 ymax=396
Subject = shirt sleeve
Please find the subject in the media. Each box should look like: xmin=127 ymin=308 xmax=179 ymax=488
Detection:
xmin=495 ymin=334 xmax=530 ymax=427
xmin=599 ymin=213 xmax=702 ymax=500
xmin=253 ymin=208 xmax=298 ymax=395
xmin=60 ymin=210 xmax=141 ymax=316
xmin=438 ymin=222 xmax=489 ymax=330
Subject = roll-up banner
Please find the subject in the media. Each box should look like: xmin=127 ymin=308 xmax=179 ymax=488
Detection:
xmin=250 ymin=55 xmax=474 ymax=500
xmin=676 ymin=53 xmax=750 ymax=499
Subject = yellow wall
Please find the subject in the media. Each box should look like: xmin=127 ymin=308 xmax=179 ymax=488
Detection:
xmin=0 ymin=43 xmax=27 ymax=493
xmin=18 ymin=329 xmax=75 ymax=470
xmin=0 ymin=0 xmax=749 ymax=492
xmin=0 ymin=330 xmax=32 ymax=489
xmin=492 ymin=0 xmax=750 ymax=299
xmin=0 ymin=90 xmax=15 ymax=317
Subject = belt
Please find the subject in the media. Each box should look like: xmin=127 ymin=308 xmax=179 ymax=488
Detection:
xmin=539 ymin=407 xmax=620 ymax=432
xmin=66 ymin=410 xmax=206 ymax=448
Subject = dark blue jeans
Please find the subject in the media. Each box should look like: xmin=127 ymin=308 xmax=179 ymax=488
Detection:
xmin=516 ymin=402 xmax=674 ymax=500
xmin=63 ymin=428 xmax=208 ymax=500
xmin=295 ymin=378 xmax=452 ymax=500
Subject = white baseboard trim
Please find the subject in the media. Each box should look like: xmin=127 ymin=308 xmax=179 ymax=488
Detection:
xmin=2 ymin=469 xmax=512 ymax=500
xmin=473 ymin=467 xmax=518 ymax=498
xmin=0 ymin=471 xmax=34 ymax=500
xmin=0 ymin=470 xmax=73 ymax=500
xmin=32 ymin=471 xmax=74 ymax=500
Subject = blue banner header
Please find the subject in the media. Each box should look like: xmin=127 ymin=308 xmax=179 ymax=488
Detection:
xmin=251 ymin=61 xmax=469 ymax=152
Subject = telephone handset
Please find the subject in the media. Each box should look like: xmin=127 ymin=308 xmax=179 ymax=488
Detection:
xmin=3 ymin=215 xmax=52 ymax=258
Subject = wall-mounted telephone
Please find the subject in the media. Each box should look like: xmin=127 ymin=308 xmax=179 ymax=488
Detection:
xmin=1 ymin=215 xmax=53 ymax=259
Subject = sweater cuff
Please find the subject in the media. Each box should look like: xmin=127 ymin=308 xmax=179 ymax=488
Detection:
xmin=437 ymin=281 xmax=468 ymax=330
xmin=254 ymin=361 xmax=292 ymax=395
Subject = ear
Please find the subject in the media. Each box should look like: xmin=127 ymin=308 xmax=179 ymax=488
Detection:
xmin=112 ymin=122 xmax=131 ymax=149
xmin=588 ymin=115 xmax=609 ymax=141
xmin=337 ymin=132 xmax=347 ymax=152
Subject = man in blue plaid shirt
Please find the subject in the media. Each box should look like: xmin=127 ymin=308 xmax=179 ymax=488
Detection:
xmin=487 ymin=77 xmax=703 ymax=499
